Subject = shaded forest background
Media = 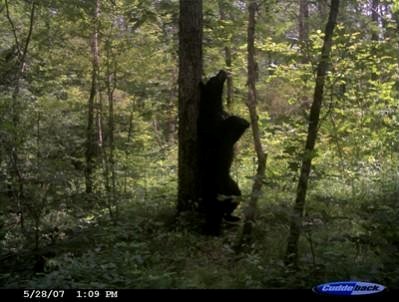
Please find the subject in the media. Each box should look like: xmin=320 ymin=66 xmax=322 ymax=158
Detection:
xmin=1 ymin=0 xmax=399 ymax=289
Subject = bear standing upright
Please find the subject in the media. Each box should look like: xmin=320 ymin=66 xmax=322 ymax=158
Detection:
xmin=198 ymin=70 xmax=249 ymax=235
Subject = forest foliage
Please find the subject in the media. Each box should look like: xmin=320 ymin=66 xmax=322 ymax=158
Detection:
xmin=0 ymin=0 xmax=399 ymax=289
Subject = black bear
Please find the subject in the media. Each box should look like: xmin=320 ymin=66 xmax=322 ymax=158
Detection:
xmin=198 ymin=70 xmax=249 ymax=235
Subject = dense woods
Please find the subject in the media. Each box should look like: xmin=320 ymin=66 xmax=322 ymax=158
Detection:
xmin=1 ymin=0 xmax=399 ymax=290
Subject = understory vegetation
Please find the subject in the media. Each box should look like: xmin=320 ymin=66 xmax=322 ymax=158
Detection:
xmin=2 ymin=142 xmax=398 ymax=288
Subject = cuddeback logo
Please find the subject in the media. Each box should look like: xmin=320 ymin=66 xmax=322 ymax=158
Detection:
xmin=313 ymin=281 xmax=386 ymax=296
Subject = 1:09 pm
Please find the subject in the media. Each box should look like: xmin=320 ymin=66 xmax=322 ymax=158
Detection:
xmin=76 ymin=290 xmax=118 ymax=298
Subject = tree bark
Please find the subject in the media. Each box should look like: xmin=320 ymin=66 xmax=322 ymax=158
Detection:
xmin=285 ymin=0 xmax=339 ymax=267
xmin=177 ymin=0 xmax=203 ymax=212
xmin=370 ymin=0 xmax=380 ymax=82
xmin=107 ymin=48 xmax=117 ymax=217
xmin=371 ymin=0 xmax=380 ymax=42
xmin=85 ymin=0 xmax=100 ymax=194
xmin=298 ymin=0 xmax=309 ymax=63
xmin=4 ymin=0 xmax=36 ymax=234
xmin=5 ymin=0 xmax=21 ymax=57
xmin=241 ymin=0 xmax=267 ymax=241
xmin=393 ymin=10 xmax=399 ymax=92
xmin=298 ymin=0 xmax=309 ymax=44
xmin=218 ymin=0 xmax=233 ymax=109
xmin=98 ymin=89 xmax=115 ymax=220
xmin=298 ymin=0 xmax=310 ymax=112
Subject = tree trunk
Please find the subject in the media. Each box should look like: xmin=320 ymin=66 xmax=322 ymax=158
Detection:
xmin=240 ymin=0 xmax=267 ymax=242
xmin=177 ymin=0 xmax=203 ymax=212
xmin=371 ymin=0 xmax=380 ymax=42
xmin=85 ymin=0 xmax=100 ymax=194
xmin=224 ymin=48 xmax=233 ymax=109
xmin=298 ymin=0 xmax=309 ymax=44
xmin=393 ymin=10 xmax=399 ymax=91
xmin=298 ymin=0 xmax=310 ymax=111
xmin=100 ymin=41 xmax=118 ymax=219
xmin=370 ymin=0 xmax=380 ymax=81
xmin=218 ymin=0 xmax=233 ymax=109
xmin=298 ymin=0 xmax=309 ymax=63
xmin=4 ymin=0 xmax=36 ymax=234
xmin=285 ymin=0 xmax=339 ymax=267
xmin=107 ymin=47 xmax=117 ymax=218
xmin=98 ymin=90 xmax=113 ymax=218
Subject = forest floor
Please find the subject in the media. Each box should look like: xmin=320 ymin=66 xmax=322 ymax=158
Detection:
xmin=1 ymin=185 xmax=398 ymax=289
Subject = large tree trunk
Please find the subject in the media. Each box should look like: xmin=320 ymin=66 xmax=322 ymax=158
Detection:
xmin=285 ymin=0 xmax=339 ymax=267
xmin=85 ymin=0 xmax=100 ymax=194
xmin=218 ymin=0 xmax=233 ymax=109
xmin=240 ymin=0 xmax=266 ymax=242
xmin=177 ymin=0 xmax=203 ymax=212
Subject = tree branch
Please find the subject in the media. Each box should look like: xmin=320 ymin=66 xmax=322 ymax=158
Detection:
xmin=19 ymin=1 xmax=36 ymax=73
xmin=5 ymin=0 xmax=21 ymax=55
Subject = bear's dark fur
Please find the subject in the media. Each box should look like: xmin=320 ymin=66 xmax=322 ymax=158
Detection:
xmin=198 ymin=70 xmax=249 ymax=235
